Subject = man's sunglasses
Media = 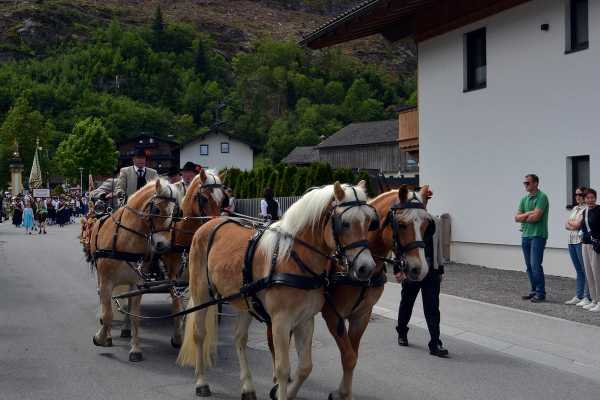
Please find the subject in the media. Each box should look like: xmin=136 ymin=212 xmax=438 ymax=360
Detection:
xmin=523 ymin=182 xmax=531 ymax=186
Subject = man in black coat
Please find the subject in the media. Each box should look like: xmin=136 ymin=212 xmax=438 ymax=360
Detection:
xmin=395 ymin=214 xmax=449 ymax=358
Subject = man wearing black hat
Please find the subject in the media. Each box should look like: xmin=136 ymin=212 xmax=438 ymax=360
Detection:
xmin=116 ymin=149 xmax=158 ymax=202
xmin=178 ymin=161 xmax=198 ymax=191
xmin=167 ymin=166 xmax=182 ymax=184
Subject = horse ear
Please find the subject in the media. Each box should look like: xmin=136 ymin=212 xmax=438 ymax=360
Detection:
xmin=357 ymin=180 xmax=367 ymax=193
xmin=155 ymin=178 xmax=162 ymax=193
xmin=398 ymin=185 xmax=408 ymax=205
xmin=199 ymin=168 xmax=207 ymax=183
xmin=333 ymin=181 xmax=345 ymax=201
xmin=419 ymin=184 xmax=432 ymax=206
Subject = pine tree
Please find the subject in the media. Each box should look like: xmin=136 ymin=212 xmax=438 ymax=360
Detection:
xmin=151 ymin=5 xmax=165 ymax=34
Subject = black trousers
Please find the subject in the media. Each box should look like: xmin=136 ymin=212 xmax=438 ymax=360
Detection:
xmin=396 ymin=270 xmax=442 ymax=348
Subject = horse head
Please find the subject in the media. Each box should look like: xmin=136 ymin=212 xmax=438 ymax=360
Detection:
xmin=182 ymin=168 xmax=224 ymax=218
xmin=143 ymin=179 xmax=181 ymax=254
xmin=382 ymin=185 xmax=432 ymax=281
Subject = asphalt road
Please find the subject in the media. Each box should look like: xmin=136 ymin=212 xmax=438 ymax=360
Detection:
xmin=1 ymin=221 xmax=600 ymax=400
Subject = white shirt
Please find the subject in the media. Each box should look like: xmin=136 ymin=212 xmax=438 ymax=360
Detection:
xmin=568 ymin=204 xmax=587 ymax=245
xmin=260 ymin=199 xmax=281 ymax=219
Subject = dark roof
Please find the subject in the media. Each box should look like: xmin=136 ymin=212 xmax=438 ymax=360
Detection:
xmin=316 ymin=120 xmax=398 ymax=149
xmin=117 ymin=133 xmax=179 ymax=146
xmin=282 ymin=146 xmax=319 ymax=164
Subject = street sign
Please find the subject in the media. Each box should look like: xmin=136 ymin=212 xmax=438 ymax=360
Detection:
xmin=33 ymin=188 xmax=50 ymax=198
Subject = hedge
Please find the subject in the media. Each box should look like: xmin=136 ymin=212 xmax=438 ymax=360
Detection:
xmin=221 ymin=163 xmax=374 ymax=198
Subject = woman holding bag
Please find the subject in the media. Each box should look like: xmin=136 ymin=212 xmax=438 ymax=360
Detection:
xmin=564 ymin=187 xmax=591 ymax=306
xmin=575 ymin=189 xmax=600 ymax=312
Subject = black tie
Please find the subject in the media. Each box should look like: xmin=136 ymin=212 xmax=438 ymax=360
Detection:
xmin=136 ymin=169 xmax=146 ymax=190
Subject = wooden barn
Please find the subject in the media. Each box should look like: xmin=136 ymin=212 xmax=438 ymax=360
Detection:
xmin=117 ymin=134 xmax=180 ymax=174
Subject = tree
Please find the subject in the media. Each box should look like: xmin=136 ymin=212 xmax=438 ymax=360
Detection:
xmin=54 ymin=118 xmax=118 ymax=180
xmin=151 ymin=5 xmax=165 ymax=34
xmin=0 ymin=97 xmax=53 ymax=188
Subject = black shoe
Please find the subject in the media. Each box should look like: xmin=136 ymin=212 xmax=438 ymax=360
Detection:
xmin=530 ymin=295 xmax=546 ymax=303
xmin=429 ymin=343 xmax=449 ymax=358
xmin=397 ymin=332 xmax=409 ymax=347
xmin=521 ymin=293 xmax=535 ymax=300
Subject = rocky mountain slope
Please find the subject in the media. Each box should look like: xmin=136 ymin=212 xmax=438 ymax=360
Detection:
xmin=0 ymin=0 xmax=416 ymax=75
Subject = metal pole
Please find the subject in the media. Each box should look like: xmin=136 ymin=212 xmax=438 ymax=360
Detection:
xmin=79 ymin=167 xmax=83 ymax=193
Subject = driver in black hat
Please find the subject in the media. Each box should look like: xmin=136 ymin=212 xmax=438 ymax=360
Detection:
xmin=167 ymin=166 xmax=182 ymax=184
xmin=178 ymin=161 xmax=198 ymax=191
xmin=116 ymin=148 xmax=158 ymax=202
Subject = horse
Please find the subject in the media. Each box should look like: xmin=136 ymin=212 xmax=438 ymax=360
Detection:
xmin=177 ymin=181 xmax=379 ymax=400
xmin=88 ymin=178 xmax=184 ymax=362
xmin=159 ymin=169 xmax=224 ymax=348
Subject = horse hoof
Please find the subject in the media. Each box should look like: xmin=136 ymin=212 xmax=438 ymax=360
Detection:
xmin=269 ymin=385 xmax=278 ymax=400
xmin=241 ymin=392 xmax=257 ymax=400
xmin=171 ymin=336 xmax=181 ymax=349
xmin=196 ymin=384 xmax=211 ymax=397
xmin=120 ymin=329 xmax=131 ymax=338
xmin=128 ymin=352 xmax=143 ymax=362
xmin=93 ymin=336 xmax=112 ymax=347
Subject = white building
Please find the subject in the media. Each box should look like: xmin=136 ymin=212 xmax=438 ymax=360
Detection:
xmin=303 ymin=0 xmax=596 ymax=277
xmin=180 ymin=132 xmax=254 ymax=172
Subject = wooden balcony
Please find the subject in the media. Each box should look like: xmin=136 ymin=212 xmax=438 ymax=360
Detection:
xmin=398 ymin=106 xmax=419 ymax=151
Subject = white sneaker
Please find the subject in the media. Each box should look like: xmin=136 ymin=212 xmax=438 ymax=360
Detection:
xmin=583 ymin=302 xmax=597 ymax=310
xmin=576 ymin=298 xmax=592 ymax=307
xmin=589 ymin=304 xmax=600 ymax=312
xmin=565 ymin=296 xmax=582 ymax=305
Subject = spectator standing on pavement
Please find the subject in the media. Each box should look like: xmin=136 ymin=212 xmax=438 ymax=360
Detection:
xmin=396 ymin=190 xmax=449 ymax=358
xmin=575 ymin=189 xmax=600 ymax=312
xmin=222 ymin=187 xmax=236 ymax=216
xmin=167 ymin=166 xmax=182 ymax=184
xmin=515 ymin=174 xmax=550 ymax=303
xmin=36 ymin=198 xmax=48 ymax=234
xmin=260 ymin=187 xmax=281 ymax=221
xmin=564 ymin=187 xmax=591 ymax=306
xmin=22 ymin=198 xmax=35 ymax=235
xmin=12 ymin=197 xmax=23 ymax=227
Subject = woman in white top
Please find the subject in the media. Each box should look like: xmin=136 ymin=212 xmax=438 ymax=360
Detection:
xmin=565 ymin=187 xmax=591 ymax=306
xmin=260 ymin=187 xmax=281 ymax=221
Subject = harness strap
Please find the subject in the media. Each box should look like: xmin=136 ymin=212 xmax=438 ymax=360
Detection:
xmin=94 ymin=249 xmax=145 ymax=263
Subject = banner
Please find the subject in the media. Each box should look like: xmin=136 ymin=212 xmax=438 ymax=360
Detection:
xmin=33 ymin=188 xmax=50 ymax=198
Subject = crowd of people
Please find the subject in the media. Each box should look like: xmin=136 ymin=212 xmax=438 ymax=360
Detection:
xmin=516 ymin=174 xmax=600 ymax=312
xmin=1 ymin=192 xmax=88 ymax=234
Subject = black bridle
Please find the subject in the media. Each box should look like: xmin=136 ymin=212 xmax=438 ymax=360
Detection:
xmin=383 ymin=192 xmax=430 ymax=274
xmin=329 ymin=186 xmax=379 ymax=274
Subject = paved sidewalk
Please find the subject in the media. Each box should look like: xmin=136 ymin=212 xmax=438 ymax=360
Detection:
xmin=373 ymin=281 xmax=600 ymax=384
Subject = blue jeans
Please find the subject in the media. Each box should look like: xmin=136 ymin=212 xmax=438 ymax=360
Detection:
xmin=568 ymin=243 xmax=591 ymax=300
xmin=522 ymin=236 xmax=546 ymax=297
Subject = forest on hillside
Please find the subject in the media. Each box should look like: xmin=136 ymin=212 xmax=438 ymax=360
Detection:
xmin=0 ymin=7 xmax=416 ymax=187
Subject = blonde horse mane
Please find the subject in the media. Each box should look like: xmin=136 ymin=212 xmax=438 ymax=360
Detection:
xmin=259 ymin=184 xmax=373 ymax=261
xmin=126 ymin=177 xmax=185 ymax=211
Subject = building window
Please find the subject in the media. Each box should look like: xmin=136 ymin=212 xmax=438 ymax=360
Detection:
xmin=567 ymin=155 xmax=590 ymax=207
xmin=567 ymin=0 xmax=589 ymax=53
xmin=464 ymin=28 xmax=487 ymax=91
xmin=200 ymin=144 xmax=209 ymax=156
xmin=221 ymin=142 xmax=230 ymax=153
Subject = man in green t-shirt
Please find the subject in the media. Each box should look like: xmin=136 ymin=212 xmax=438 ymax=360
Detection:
xmin=515 ymin=174 xmax=550 ymax=302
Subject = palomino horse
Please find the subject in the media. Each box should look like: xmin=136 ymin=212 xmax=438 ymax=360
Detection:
xmin=88 ymin=178 xmax=183 ymax=362
xmin=160 ymin=169 xmax=224 ymax=348
xmin=321 ymin=185 xmax=432 ymax=400
xmin=177 ymin=181 xmax=378 ymax=400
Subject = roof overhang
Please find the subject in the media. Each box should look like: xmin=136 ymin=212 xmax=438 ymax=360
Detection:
xmin=300 ymin=0 xmax=531 ymax=48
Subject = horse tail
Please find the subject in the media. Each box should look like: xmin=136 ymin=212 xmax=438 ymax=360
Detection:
xmin=176 ymin=301 xmax=218 ymax=370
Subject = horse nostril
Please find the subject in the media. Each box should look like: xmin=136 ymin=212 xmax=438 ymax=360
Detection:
xmin=410 ymin=267 xmax=419 ymax=276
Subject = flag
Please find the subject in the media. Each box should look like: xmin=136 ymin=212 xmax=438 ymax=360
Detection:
xmin=28 ymin=144 xmax=43 ymax=189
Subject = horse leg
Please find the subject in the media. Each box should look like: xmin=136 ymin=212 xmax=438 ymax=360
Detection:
xmin=286 ymin=318 xmax=315 ymax=399
xmin=235 ymin=312 xmax=257 ymax=400
xmin=171 ymin=293 xmax=184 ymax=348
xmin=272 ymin=316 xmax=292 ymax=400
xmin=120 ymin=284 xmax=133 ymax=339
xmin=267 ymin=323 xmax=276 ymax=383
xmin=128 ymin=294 xmax=143 ymax=362
xmin=332 ymin=310 xmax=372 ymax=400
xmin=93 ymin=273 xmax=114 ymax=347
xmin=323 ymin=308 xmax=356 ymax=400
